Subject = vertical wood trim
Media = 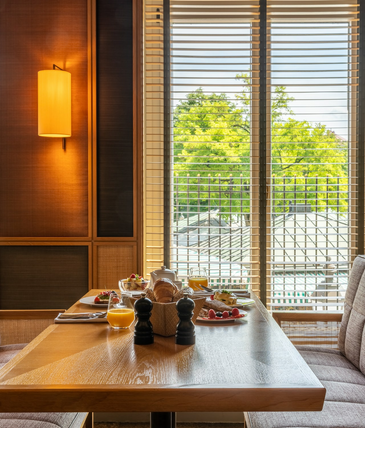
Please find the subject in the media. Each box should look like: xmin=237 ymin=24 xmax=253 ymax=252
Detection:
xmin=91 ymin=0 xmax=98 ymax=240
xmin=359 ymin=0 xmax=365 ymax=254
xmin=163 ymin=0 xmax=171 ymax=267
xmin=350 ymin=17 xmax=358 ymax=265
xmin=87 ymin=0 xmax=93 ymax=240
xmin=259 ymin=0 xmax=267 ymax=306
xmin=134 ymin=0 xmax=144 ymax=273
xmin=251 ymin=24 xmax=260 ymax=299
xmin=88 ymin=242 xmax=93 ymax=291
xmin=92 ymin=242 xmax=98 ymax=289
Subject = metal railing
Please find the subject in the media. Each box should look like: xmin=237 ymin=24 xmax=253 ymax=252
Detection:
xmin=171 ymin=173 xmax=351 ymax=309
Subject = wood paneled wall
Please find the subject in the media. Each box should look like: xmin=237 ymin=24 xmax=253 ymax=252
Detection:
xmin=0 ymin=0 xmax=89 ymax=238
xmin=0 ymin=0 xmax=142 ymax=309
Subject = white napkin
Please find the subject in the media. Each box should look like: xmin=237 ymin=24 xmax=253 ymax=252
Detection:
xmin=54 ymin=312 xmax=108 ymax=323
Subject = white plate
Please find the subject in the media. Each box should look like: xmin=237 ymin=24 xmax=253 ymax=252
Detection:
xmin=79 ymin=296 xmax=108 ymax=308
xmin=121 ymin=290 xmax=146 ymax=296
xmin=236 ymin=299 xmax=255 ymax=306
xmin=197 ymin=312 xmax=247 ymax=323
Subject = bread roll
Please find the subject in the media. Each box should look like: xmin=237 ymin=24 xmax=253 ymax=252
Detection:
xmin=144 ymin=287 xmax=156 ymax=302
xmin=153 ymin=278 xmax=177 ymax=303
xmin=172 ymin=289 xmax=185 ymax=302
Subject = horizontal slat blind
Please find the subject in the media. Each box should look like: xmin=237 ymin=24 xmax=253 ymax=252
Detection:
xmin=168 ymin=0 xmax=260 ymax=290
xmin=267 ymin=0 xmax=359 ymax=311
xmin=144 ymin=0 xmax=165 ymax=276
xmin=143 ymin=0 xmax=360 ymax=306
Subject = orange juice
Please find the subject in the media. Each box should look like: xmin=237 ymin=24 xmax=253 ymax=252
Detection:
xmin=107 ymin=308 xmax=135 ymax=329
xmin=188 ymin=277 xmax=208 ymax=291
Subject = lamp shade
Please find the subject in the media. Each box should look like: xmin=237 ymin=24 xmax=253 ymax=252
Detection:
xmin=38 ymin=69 xmax=71 ymax=137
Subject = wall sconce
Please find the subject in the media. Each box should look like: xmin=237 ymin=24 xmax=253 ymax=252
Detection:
xmin=38 ymin=64 xmax=71 ymax=150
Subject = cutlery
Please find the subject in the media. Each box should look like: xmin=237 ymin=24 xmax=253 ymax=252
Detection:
xmin=199 ymin=285 xmax=214 ymax=292
xmin=58 ymin=312 xmax=106 ymax=320
xmin=199 ymin=284 xmax=251 ymax=298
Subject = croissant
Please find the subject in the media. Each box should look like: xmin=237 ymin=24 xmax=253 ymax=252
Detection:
xmin=153 ymin=278 xmax=177 ymax=303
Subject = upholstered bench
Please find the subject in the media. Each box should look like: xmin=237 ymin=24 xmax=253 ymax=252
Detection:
xmin=245 ymin=255 xmax=365 ymax=428
xmin=0 ymin=342 xmax=90 ymax=428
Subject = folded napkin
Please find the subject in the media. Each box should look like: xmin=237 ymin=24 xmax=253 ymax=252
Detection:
xmin=55 ymin=312 xmax=108 ymax=323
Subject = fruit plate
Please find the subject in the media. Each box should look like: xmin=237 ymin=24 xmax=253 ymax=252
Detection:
xmin=196 ymin=312 xmax=247 ymax=322
xmin=79 ymin=296 xmax=108 ymax=308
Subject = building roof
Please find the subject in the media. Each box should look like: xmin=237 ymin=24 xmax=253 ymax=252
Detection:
xmin=188 ymin=210 xmax=349 ymax=268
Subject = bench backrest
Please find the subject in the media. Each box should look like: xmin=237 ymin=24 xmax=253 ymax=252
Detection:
xmin=339 ymin=255 xmax=365 ymax=374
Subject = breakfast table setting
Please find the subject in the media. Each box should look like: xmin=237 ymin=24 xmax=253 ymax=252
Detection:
xmin=0 ymin=266 xmax=326 ymax=428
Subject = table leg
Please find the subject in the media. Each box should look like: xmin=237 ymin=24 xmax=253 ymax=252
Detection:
xmin=150 ymin=412 xmax=176 ymax=428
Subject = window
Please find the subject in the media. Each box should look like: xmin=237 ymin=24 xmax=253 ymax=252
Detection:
xmin=143 ymin=0 xmax=361 ymax=310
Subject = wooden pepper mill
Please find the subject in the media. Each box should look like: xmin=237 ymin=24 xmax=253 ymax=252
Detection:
xmin=134 ymin=293 xmax=154 ymax=345
xmin=175 ymin=294 xmax=195 ymax=345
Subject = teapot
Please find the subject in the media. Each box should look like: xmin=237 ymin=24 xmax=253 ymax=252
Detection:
xmin=150 ymin=265 xmax=180 ymax=288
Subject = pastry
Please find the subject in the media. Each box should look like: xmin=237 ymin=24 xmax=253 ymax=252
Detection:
xmin=172 ymin=289 xmax=185 ymax=302
xmin=144 ymin=287 xmax=156 ymax=302
xmin=214 ymin=290 xmax=237 ymax=306
xmin=153 ymin=278 xmax=178 ymax=303
xmin=203 ymin=298 xmax=232 ymax=312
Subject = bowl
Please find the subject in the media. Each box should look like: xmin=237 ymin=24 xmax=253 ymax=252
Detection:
xmin=120 ymin=278 xmax=149 ymax=291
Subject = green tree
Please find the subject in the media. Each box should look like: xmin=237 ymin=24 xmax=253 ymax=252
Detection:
xmin=173 ymin=78 xmax=348 ymax=222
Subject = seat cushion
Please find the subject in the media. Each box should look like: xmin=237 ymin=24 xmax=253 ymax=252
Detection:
xmin=338 ymin=255 xmax=365 ymax=374
xmin=246 ymin=346 xmax=365 ymax=428
xmin=0 ymin=344 xmax=28 ymax=369
xmin=0 ymin=412 xmax=88 ymax=428
xmin=0 ymin=344 xmax=88 ymax=428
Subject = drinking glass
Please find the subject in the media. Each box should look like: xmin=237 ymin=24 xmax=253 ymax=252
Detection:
xmin=188 ymin=267 xmax=209 ymax=291
xmin=107 ymin=292 xmax=135 ymax=330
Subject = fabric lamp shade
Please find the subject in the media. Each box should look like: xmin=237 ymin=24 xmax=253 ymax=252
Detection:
xmin=38 ymin=69 xmax=71 ymax=137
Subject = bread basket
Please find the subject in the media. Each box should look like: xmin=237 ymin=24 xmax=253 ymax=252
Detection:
xmin=132 ymin=296 xmax=205 ymax=337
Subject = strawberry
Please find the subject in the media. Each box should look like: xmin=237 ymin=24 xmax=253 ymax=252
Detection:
xmin=130 ymin=273 xmax=136 ymax=279
xmin=232 ymin=308 xmax=239 ymax=317
xmin=208 ymin=309 xmax=216 ymax=319
xmin=94 ymin=296 xmax=100 ymax=303
xmin=222 ymin=311 xmax=229 ymax=319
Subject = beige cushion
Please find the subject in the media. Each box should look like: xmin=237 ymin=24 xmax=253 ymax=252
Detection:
xmin=246 ymin=346 xmax=365 ymax=428
xmin=0 ymin=412 xmax=87 ymax=428
xmin=0 ymin=344 xmax=88 ymax=428
xmin=338 ymin=255 xmax=365 ymax=374
xmin=0 ymin=344 xmax=28 ymax=369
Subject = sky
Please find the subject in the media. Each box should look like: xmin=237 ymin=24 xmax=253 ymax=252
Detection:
xmin=171 ymin=22 xmax=353 ymax=140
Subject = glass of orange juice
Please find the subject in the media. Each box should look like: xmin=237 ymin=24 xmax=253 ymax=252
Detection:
xmin=188 ymin=267 xmax=209 ymax=291
xmin=107 ymin=292 xmax=135 ymax=330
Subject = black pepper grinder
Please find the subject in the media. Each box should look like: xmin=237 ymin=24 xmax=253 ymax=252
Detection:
xmin=175 ymin=294 xmax=195 ymax=345
xmin=134 ymin=293 xmax=154 ymax=345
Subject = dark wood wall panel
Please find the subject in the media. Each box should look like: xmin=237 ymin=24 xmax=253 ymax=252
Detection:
xmin=0 ymin=246 xmax=89 ymax=309
xmin=97 ymin=0 xmax=134 ymax=237
xmin=0 ymin=0 xmax=88 ymax=237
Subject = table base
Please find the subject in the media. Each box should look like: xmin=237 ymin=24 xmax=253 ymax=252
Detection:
xmin=150 ymin=412 xmax=176 ymax=428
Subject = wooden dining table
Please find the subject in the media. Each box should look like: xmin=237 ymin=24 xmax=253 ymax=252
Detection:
xmin=0 ymin=290 xmax=326 ymax=427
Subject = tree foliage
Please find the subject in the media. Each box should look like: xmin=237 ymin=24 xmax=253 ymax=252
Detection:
xmin=173 ymin=76 xmax=348 ymax=221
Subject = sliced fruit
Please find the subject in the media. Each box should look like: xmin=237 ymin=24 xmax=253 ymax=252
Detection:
xmin=232 ymin=308 xmax=240 ymax=317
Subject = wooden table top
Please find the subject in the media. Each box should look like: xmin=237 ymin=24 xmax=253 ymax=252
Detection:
xmin=0 ymin=290 xmax=325 ymax=413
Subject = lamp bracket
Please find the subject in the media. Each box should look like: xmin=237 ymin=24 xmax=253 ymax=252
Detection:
xmin=53 ymin=64 xmax=64 ymax=71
